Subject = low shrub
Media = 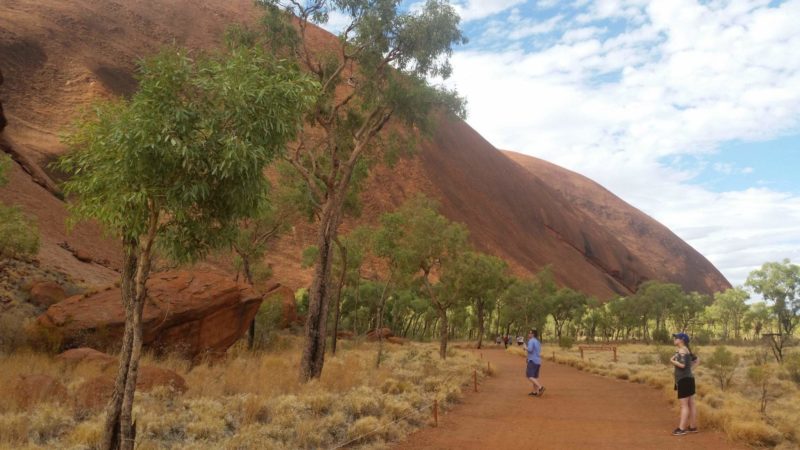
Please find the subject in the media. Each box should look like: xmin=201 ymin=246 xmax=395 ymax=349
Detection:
xmin=783 ymin=351 xmax=800 ymax=385
xmin=705 ymin=346 xmax=739 ymax=390
xmin=558 ymin=336 xmax=574 ymax=349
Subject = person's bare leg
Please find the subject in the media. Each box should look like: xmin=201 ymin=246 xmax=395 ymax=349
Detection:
xmin=679 ymin=398 xmax=690 ymax=430
xmin=529 ymin=377 xmax=542 ymax=391
xmin=688 ymin=395 xmax=697 ymax=429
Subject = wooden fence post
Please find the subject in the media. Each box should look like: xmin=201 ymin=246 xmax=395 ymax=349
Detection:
xmin=474 ymin=369 xmax=478 ymax=392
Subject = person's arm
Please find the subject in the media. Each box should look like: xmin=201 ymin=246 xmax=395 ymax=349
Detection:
xmin=670 ymin=352 xmax=686 ymax=369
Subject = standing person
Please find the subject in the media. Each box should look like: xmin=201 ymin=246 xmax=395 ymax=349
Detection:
xmin=670 ymin=332 xmax=699 ymax=435
xmin=503 ymin=335 xmax=509 ymax=349
xmin=526 ymin=329 xmax=545 ymax=397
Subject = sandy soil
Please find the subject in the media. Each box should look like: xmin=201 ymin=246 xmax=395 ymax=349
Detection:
xmin=396 ymin=347 xmax=744 ymax=450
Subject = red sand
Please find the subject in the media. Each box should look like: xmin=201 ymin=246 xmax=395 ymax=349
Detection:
xmin=396 ymin=348 xmax=743 ymax=450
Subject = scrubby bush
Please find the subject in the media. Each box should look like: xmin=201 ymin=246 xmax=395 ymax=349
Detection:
xmin=747 ymin=364 xmax=776 ymax=413
xmin=558 ymin=336 xmax=574 ymax=349
xmin=0 ymin=155 xmax=39 ymax=259
xmin=0 ymin=205 xmax=40 ymax=259
xmin=783 ymin=352 xmax=800 ymax=385
xmin=652 ymin=329 xmax=671 ymax=344
xmin=693 ymin=330 xmax=712 ymax=345
xmin=706 ymin=346 xmax=739 ymax=390
xmin=636 ymin=354 xmax=655 ymax=365
xmin=656 ymin=347 xmax=674 ymax=366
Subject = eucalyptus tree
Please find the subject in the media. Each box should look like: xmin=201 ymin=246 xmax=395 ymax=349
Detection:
xmin=669 ymin=291 xmax=709 ymax=334
xmin=375 ymin=195 xmax=468 ymax=358
xmin=499 ymin=271 xmax=554 ymax=339
xmin=59 ymin=46 xmax=315 ymax=450
xmin=712 ymin=287 xmax=750 ymax=341
xmin=257 ymin=0 xmax=467 ymax=381
xmin=549 ymin=287 xmax=587 ymax=340
xmin=746 ymin=259 xmax=800 ymax=362
xmin=447 ymin=251 xmax=509 ymax=348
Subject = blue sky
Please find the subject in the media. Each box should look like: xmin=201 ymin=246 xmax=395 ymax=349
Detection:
xmin=327 ymin=0 xmax=800 ymax=289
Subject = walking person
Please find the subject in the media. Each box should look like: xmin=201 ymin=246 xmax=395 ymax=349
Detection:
xmin=526 ymin=329 xmax=545 ymax=397
xmin=670 ymin=332 xmax=699 ymax=435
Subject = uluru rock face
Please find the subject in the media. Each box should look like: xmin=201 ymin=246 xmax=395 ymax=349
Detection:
xmin=502 ymin=151 xmax=731 ymax=295
xmin=0 ymin=0 xmax=730 ymax=299
xmin=37 ymin=270 xmax=262 ymax=358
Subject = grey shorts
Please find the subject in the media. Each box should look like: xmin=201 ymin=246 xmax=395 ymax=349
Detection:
xmin=526 ymin=361 xmax=541 ymax=378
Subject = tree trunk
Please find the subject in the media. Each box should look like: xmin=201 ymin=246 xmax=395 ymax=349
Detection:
xmin=300 ymin=201 xmax=341 ymax=382
xmin=331 ymin=239 xmax=347 ymax=355
xmin=242 ymin=256 xmax=256 ymax=350
xmin=375 ymin=272 xmax=394 ymax=368
xmin=476 ymin=299 xmax=485 ymax=349
xmin=101 ymin=238 xmax=137 ymax=450
xmin=438 ymin=306 xmax=448 ymax=359
xmin=102 ymin=208 xmax=157 ymax=450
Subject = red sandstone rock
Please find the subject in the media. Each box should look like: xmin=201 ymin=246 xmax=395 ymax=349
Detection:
xmin=138 ymin=365 xmax=187 ymax=393
xmin=28 ymin=280 xmax=65 ymax=308
xmin=386 ymin=336 xmax=407 ymax=345
xmin=337 ymin=330 xmax=355 ymax=339
xmin=74 ymin=376 xmax=115 ymax=412
xmin=13 ymin=374 xmax=68 ymax=409
xmin=37 ymin=270 xmax=262 ymax=359
xmin=366 ymin=328 xmax=394 ymax=340
xmin=57 ymin=347 xmax=117 ymax=370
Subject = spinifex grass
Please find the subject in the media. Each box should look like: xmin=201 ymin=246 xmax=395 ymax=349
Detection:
xmin=0 ymin=338 xmax=487 ymax=449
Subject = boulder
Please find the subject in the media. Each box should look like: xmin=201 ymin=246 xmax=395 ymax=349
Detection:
xmin=57 ymin=347 xmax=117 ymax=369
xmin=366 ymin=328 xmax=394 ymax=340
xmin=138 ymin=365 xmax=187 ymax=393
xmin=336 ymin=330 xmax=355 ymax=339
xmin=13 ymin=374 xmax=68 ymax=409
xmin=28 ymin=280 xmax=66 ymax=308
xmin=74 ymin=376 xmax=115 ymax=412
xmin=386 ymin=336 xmax=407 ymax=345
xmin=37 ymin=270 xmax=262 ymax=359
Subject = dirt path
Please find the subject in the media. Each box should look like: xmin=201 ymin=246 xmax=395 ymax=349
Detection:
xmin=396 ymin=347 xmax=744 ymax=450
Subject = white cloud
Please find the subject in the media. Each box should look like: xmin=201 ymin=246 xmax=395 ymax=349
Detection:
xmin=447 ymin=0 xmax=800 ymax=287
xmin=453 ymin=0 xmax=529 ymax=22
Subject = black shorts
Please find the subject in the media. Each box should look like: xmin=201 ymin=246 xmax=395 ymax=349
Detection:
xmin=526 ymin=361 xmax=541 ymax=378
xmin=677 ymin=377 xmax=695 ymax=399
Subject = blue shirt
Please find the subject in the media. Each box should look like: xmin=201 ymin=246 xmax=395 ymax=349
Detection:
xmin=527 ymin=337 xmax=541 ymax=364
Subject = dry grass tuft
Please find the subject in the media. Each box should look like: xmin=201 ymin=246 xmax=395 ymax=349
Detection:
xmin=1 ymin=340 xmax=483 ymax=449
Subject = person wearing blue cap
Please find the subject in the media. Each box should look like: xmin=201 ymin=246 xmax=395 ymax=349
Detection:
xmin=670 ymin=332 xmax=699 ymax=435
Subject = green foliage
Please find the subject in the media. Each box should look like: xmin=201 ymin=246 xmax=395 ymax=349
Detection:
xmin=549 ymin=287 xmax=587 ymax=339
xmin=706 ymin=346 xmax=740 ymax=390
xmin=693 ymin=329 xmax=712 ymax=345
xmin=58 ymin=45 xmax=317 ymax=261
xmin=252 ymin=295 xmax=288 ymax=351
xmin=711 ymin=287 xmax=750 ymax=340
xmin=374 ymin=195 xmax=468 ymax=286
xmin=0 ymin=204 xmax=40 ymax=259
xmin=499 ymin=268 xmax=556 ymax=336
xmin=746 ymin=260 xmax=800 ymax=339
xmin=0 ymin=154 xmax=40 ymax=259
xmin=651 ymin=328 xmax=671 ymax=344
xmin=558 ymin=335 xmax=574 ymax=349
